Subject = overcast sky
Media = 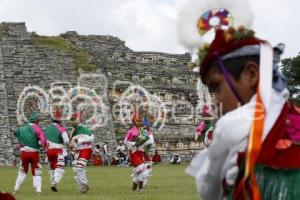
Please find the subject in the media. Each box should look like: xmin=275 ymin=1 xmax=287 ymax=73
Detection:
xmin=0 ymin=0 xmax=299 ymax=58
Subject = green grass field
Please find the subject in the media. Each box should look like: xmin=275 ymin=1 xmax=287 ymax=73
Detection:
xmin=0 ymin=164 xmax=198 ymax=200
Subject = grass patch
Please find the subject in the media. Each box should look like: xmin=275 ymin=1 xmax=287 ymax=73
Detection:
xmin=33 ymin=36 xmax=97 ymax=70
xmin=32 ymin=36 xmax=73 ymax=52
xmin=74 ymin=50 xmax=97 ymax=70
xmin=0 ymin=164 xmax=198 ymax=200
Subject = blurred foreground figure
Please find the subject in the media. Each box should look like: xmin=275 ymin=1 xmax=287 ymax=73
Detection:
xmin=0 ymin=192 xmax=16 ymax=200
xmin=182 ymin=1 xmax=300 ymax=199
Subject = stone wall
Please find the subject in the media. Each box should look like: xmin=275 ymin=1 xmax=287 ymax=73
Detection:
xmin=0 ymin=27 xmax=14 ymax=166
xmin=0 ymin=22 xmax=204 ymax=165
xmin=0 ymin=23 xmax=117 ymax=164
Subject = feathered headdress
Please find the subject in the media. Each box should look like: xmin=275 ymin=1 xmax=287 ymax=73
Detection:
xmin=178 ymin=0 xmax=254 ymax=53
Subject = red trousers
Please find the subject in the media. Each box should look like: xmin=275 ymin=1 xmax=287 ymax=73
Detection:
xmin=78 ymin=148 xmax=92 ymax=160
xmin=74 ymin=149 xmax=92 ymax=168
xmin=47 ymin=149 xmax=63 ymax=170
xmin=20 ymin=151 xmax=39 ymax=175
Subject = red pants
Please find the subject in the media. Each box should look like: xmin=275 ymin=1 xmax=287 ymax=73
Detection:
xmin=47 ymin=149 xmax=63 ymax=170
xmin=74 ymin=149 xmax=92 ymax=169
xmin=78 ymin=148 xmax=92 ymax=160
xmin=20 ymin=151 xmax=39 ymax=175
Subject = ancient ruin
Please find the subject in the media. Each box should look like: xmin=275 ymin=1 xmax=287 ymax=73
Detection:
xmin=0 ymin=22 xmax=211 ymax=165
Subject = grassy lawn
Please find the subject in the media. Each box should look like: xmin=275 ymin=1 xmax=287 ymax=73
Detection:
xmin=0 ymin=164 xmax=198 ymax=200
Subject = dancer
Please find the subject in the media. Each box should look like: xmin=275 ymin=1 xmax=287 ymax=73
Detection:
xmin=70 ymin=113 xmax=94 ymax=193
xmin=45 ymin=109 xmax=69 ymax=192
xmin=124 ymin=114 xmax=149 ymax=192
xmin=13 ymin=112 xmax=47 ymax=194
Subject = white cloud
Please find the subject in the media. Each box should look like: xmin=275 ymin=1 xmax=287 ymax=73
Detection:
xmin=111 ymin=0 xmax=187 ymax=53
xmin=0 ymin=0 xmax=298 ymax=57
xmin=251 ymin=0 xmax=300 ymax=58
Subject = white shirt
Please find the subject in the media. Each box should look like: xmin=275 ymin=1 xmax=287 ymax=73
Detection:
xmin=186 ymin=89 xmax=289 ymax=200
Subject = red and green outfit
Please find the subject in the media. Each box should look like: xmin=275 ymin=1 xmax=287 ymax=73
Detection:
xmin=45 ymin=123 xmax=69 ymax=191
xmin=228 ymin=103 xmax=300 ymax=200
xmin=71 ymin=125 xmax=94 ymax=193
xmin=14 ymin=122 xmax=47 ymax=193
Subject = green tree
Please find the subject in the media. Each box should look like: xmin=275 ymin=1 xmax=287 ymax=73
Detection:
xmin=281 ymin=53 xmax=300 ymax=105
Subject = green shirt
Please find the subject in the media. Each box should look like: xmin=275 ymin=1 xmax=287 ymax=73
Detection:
xmin=45 ymin=124 xmax=63 ymax=144
xmin=72 ymin=125 xmax=92 ymax=138
xmin=15 ymin=124 xmax=40 ymax=149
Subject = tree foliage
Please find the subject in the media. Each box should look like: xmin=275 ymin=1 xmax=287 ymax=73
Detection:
xmin=281 ymin=53 xmax=300 ymax=105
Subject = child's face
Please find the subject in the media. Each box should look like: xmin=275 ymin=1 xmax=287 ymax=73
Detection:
xmin=205 ymin=62 xmax=259 ymax=114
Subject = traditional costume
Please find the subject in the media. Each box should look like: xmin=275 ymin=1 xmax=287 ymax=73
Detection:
xmin=124 ymin=113 xmax=150 ymax=191
xmin=196 ymin=120 xmax=213 ymax=146
xmin=129 ymin=147 xmax=148 ymax=189
xmin=13 ymin=112 xmax=47 ymax=194
xmin=45 ymin=109 xmax=69 ymax=192
xmin=181 ymin=1 xmax=300 ymax=199
xmin=196 ymin=105 xmax=214 ymax=146
xmin=70 ymin=113 xmax=94 ymax=193
xmin=144 ymin=127 xmax=155 ymax=187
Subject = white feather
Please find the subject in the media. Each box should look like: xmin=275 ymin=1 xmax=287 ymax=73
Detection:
xmin=177 ymin=0 xmax=254 ymax=52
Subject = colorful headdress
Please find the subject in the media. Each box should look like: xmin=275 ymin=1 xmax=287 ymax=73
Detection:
xmin=199 ymin=27 xmax=263 ymax=80
xmin=177 ymin=0 xmax=253 ymax=52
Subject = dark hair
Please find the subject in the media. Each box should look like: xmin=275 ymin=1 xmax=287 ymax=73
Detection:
xmin=52 ymin=119 xmax=61 ymax=124
xmin=205 ymin=55 xmax=260 ymax=82
xmin=30 ymin=118 xmax=40 ymax=123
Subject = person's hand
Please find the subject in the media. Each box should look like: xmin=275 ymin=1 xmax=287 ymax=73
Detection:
xmin=135 ymin=140 xmax=143 ymax=147
xmin=69 ymin=143 xmax=75 ymax=150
